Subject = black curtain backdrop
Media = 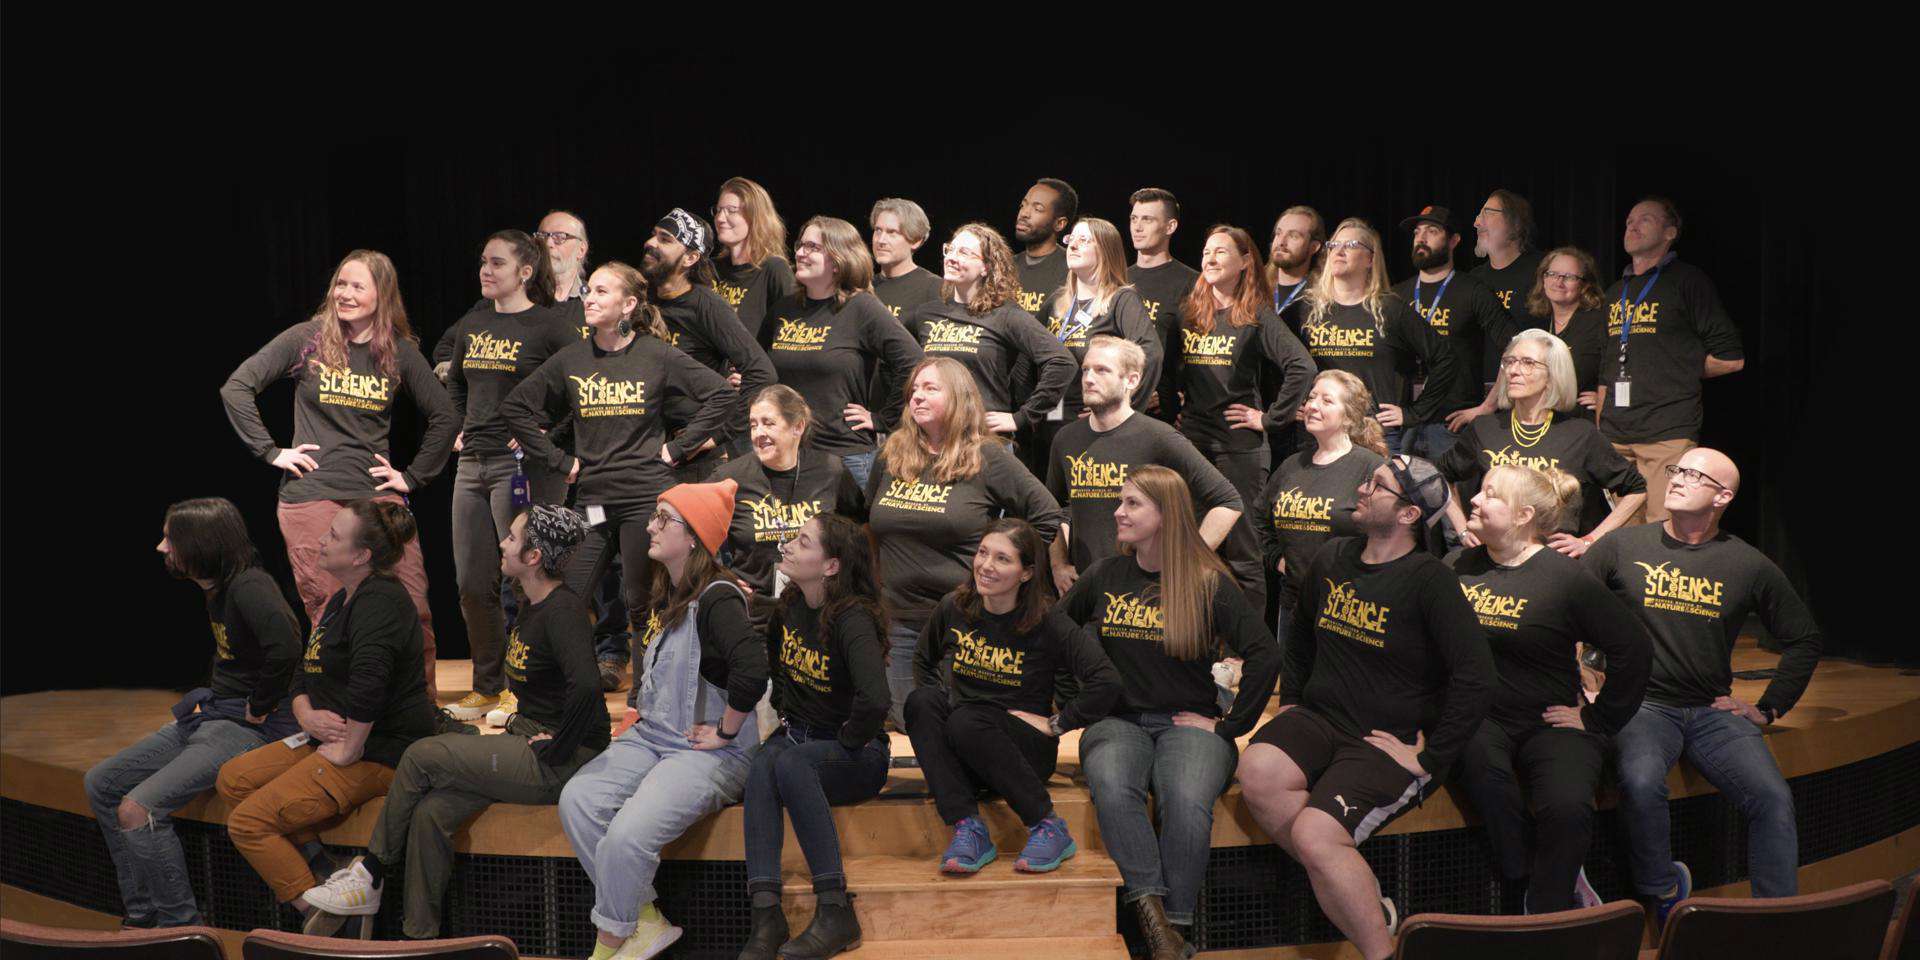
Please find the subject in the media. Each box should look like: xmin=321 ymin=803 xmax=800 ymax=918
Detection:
xmin=1 ymin=65 xmax=1890 ymax=695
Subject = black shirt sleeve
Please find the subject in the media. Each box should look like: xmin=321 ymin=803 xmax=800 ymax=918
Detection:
xmin=663 ymin=346 xmax=738 ymax=463
xmin=864 ymin=300 xmax=927 ymax=432
xmin=1583 ymin=428 xmax=1647 ymax=499
xmin=1052 ymin=614 xmax=1121 ymax=732
xmin=835 ymin=457 xmax=868 ymax=522
xmin=837 ymin=608 xmax=893 ymax=749
xmin=1411 ymin=564 xmax=1495 ymax=778
xmin=396 ymin=344 xmax=458 ymax=492
xmin=234 ymin=574 xmax=302 ymax=716
xmin=1216 ymin=579 xmax=1281 ymax=740
xmin=697 ymin=586 xmax=769 ymax=714
xmin=531 ymin=592 xmax=607 ymax=766
xmin=1112 ymin=290 xmax=1164 ymax=408
xmin=343 ymin=590 xmax=411 ymax=725
xmin=1252 ymin=469 xmax=1285 ymax=574
xmin=431 ymin=323 xmax=460 ymax=366
xmin=1281 ymin=543 xmax=1333 ymax=704
xmin=1384 ymin=301 xmax=1461 ymax=426
xmin=1571 ymin=571 xmax=1653 ymax=736
xmin=700 ymin=297 xmax=777 ymax=444
xmin=985 ymin=444 xmax=1066 ymax=542
xmin=913 ymin=605 xmax=950 ymax=690
xmin=221 ymin=324 xmax=309 ymax=461
xmin=1682 ymin=268 xmax=1743 ymax=361
xmin=502 ymin=351 xmax=576 ymax=474
xmin=1258 ymin=314 xmax=1316 ymax=431
xmin=1752 ymin=564 xmax=1824 ymax=716
xmin=1009 ymin=308 xmax=1078 ymax=431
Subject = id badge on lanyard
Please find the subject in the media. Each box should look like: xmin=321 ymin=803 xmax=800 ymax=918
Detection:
xmin=1613 ymin=264 xmax=1663 ymax=409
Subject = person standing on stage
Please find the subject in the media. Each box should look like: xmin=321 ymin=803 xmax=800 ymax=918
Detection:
xmin=215 ymin=500 xmax=438 ymax=936
xmin=1451 ymin=465 xmax=1651 ymax=914
xmin=1449 ymin=247 xmax=1611 ymax=426
xmin=1585 ymin=446 xmax=1822 ymax=919
xmin=641 ymin=208 xmax=776 ymax=482
xmin=86 ymin=498 xmax=301 ymax=929
xmin=1126 ymin=187 xmax=1199 ymax=346
xmin=1047 ymin=217 xmax=1164 ymax=424
xmin=433 ymin=209 xmax=595 ymax=377
xmin=1235 ymin=455 xmax=1490 ymax=960
xmin=221 ymin=249 xmax=454 ymax=688
xmin=712 ymin=176 xmax=797 ymax=344
xmin=1269 ymin=205 xmax=1327 ymax=320
xmin=1469 ymin=190 xmax=1545 ymax=334
xmin=909 ymin=518 xmax=1121 ymax=876
xmin=1012 ymin=177 xmax=1077 ymax=315
xmin=1390 ymin=205 xmax=1515 ymax=460
xmin=762 ymin=216 xmax=923 ymax=491
xmin=1060 ymin=466 xmax=1280 ymax=960
xmin=442 ymin=230 xmax=578 ymax=724
xmin=1598 ymin=197 xmax=1745 ymax=523
xmin=870 ymin=198 xmax=944 ymax=318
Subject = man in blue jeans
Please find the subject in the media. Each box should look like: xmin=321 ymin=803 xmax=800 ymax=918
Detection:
xmin=1583 ymin=447 xmax=1823 ymax=921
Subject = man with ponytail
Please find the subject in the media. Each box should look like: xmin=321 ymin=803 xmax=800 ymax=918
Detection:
xmin=1237 ymin=455 xmax=1490 ymax=960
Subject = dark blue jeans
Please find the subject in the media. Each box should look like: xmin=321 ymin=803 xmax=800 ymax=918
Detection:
xmin=1080 ymin=714 xmax=1236 ymax=925
xmin=743 ymin=723 xmax=890 ymax=895
xmin=1614 ymin=701 xmax=1799 ymax=897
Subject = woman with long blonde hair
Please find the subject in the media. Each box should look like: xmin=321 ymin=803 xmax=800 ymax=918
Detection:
xmin=222 ymin=249 xmax=456 ymax=688
xmin=711 ymin=176 xmax=797 ymax=342
xmin=1058 ymin=464 xmax=1281 ymax=959
xmin=867 ymin=357 xmax=1064 ymax=730
xmin=1043 ymin=216 xmax=1163 ymax=431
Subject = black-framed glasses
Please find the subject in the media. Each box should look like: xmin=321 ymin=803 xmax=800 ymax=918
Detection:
xmin=533 ymin=231 xmax=581 ymax=244
xmin=1357 ymin=472 xmax=1409 ymax=504
xmin=648 ymin=509 xmax=689 ymax=531
xmin=1664 ymin=464 xmax=1731 ymax=492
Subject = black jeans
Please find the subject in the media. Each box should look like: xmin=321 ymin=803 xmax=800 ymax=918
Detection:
xmin=743 ymin=723 xmax=889 ymax=896
xmin=1207 ymin=445 xmax=1271 ymax=616
xmin=904 ymin=687 xmax=1058 ymax=828
xmin=565 ymin=499 xmax=655 ymax=707
xmin=1454 ymin=717 xmax=1607 ymax=913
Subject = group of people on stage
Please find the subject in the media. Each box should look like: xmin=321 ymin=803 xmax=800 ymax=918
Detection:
xmin=82 ymin=176 xmax=1826 ymax=960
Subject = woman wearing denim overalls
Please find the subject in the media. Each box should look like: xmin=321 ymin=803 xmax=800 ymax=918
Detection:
xmin=559 ymin=479 xmax=769 ymax=960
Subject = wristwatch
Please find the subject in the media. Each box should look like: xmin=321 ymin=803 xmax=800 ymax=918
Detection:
xmin=1047 ymin=714 xmax=1064 ymax=738
xmin=717 ymin=726 xmax=739 ymax=741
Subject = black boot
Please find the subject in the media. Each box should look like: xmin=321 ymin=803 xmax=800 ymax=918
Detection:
xmin=778 ymin=892 xmax=861 ymax=959
xmin=738 ymin=905 xmax=789 ymax=960
xmin=1134 ymin=895 xmax=1192 ymax=960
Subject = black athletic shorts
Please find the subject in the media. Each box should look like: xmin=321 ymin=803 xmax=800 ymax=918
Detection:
xmin=1250 ymin=705 xmax=1430 ymax=843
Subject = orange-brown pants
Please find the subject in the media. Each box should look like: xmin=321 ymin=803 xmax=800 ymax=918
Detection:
xmin=215 ymin=741 xmax=393 ymax=903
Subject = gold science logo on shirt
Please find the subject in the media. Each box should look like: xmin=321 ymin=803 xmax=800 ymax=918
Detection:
xmin=1064 ymin=452 xmax=1128 ymax=500
xmin=463 ymin=331 xmax=525 ymax=372
xmin=1100 ymin=591 xmax=1165 ymax=643
xmin=716 ymin=280 xmax=749 ymax=308
xmin=1317 ymin=579 xmax=1390 ymax=648
xmin=876 ymin=477 xmax=953 ymax=515
xmin=1484 ymin=446 xmax=1562 ymax=471
xmin=771 ymin=317 xmax=833 ymax=352
xmin=1607 ymin=299 xmax=1662 ymax=338
xmin=315 ymin=363 xmax=392 ymax=412
xmin=1273 ymin=488 xmax=1337 ymax=533
xmin=1140 ymin=298 xmax=1166 ymax=324
xmin=1181 ymin=328 xmax=1237 ymax=367
xmin=1633 ymin=561 xmax=1725 ymax=619
xmin=1460 ymin=581 xmax=1529 ymax=630
xmin=1415 ymin=302 xmax=1453 ymax=337
xmin=923 ymin=319 xmax=986 ymax=355
xmin=636 ymin=609 xmax=663 ymax=653
xmin=568 ymin=372 xmax=648 ymax=418
xmin=950 ymin=627 xmax=1025 ymax=686
xmin=1016 ymin=288 xmax=1050 ymax=314
xmin=210 ymin=621 xmax=233 ymax=661
xmin=748 ymin=495 xmax=823 ymax=544
xmin=780 ymin=625 xmax=833 ymax=693
xmin=1491 ymin=288 xmax=1516 ymax=310
xmin=301 ymin=625 xmax=325 ymax=674
xmin=503 ymin=627 xmax=529 ymax=680
xmin=1300 ymin=320 xmax=1377 ymax=359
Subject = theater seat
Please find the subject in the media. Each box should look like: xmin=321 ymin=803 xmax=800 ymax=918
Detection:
xmin=240 ymin=930 xmax=518 ymax=960
xmin=1654 ymin=879 xmax=1895 ymax=960
xmin=0 ymin=918 xmax=224 ymax=960
xmin=1392 ymin=900 xmax=1644 ymax=959
xmin=1886 ymin=887 xmax=1919 ymax=960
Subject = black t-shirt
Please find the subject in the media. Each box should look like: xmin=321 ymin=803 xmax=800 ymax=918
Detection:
xmin=1468 ymin=250 xmax=1545 ymax=337
xmin=1450 ymin=546 xmax=1650 ymax=734
xmin=292 ymin=577 xmax=437 ymax=767
xmin=713 ymin=257 xmax=798 ymax=345
xmin=656 ymin=284 xmax=775 ymax=449
xmin=444 ymin=303 xmax=580 ymax=457
xmin=1584 ymin=523 xmax=1822 ymax=716
xmin=1390 ymin=271 xmax=1515 ymax=403
xmin=1045 ymin=413 xmax=1242 ymax=572
xmin=1284 ymin=538 xmax=1492 ymax=778
xmin=1127 ymin=259 xmax=1200 ymax=343
xmin=1162 ymin=306 xmax=1315 ymax=453
xmin=712 ymin=448 xmax=867 ymax=597
xmin=1252 ymin=445 xmax=1387 ymax=609
xmin=504 ymin=585 xmax=612 ymax=763
xmin=866 ymin=442 xmax=1065 ymax=622
xmin=873 ymin=266 xmax=945 ymax=319
xmin=1015 ymin=247 xmax=1069 ymax=317
xmin=1437 ymin=410 xmax=1646 ymax=535
xmin=764 ymin=292 xmax=925 ymax=455
xmin=502 ymin=334 xmax=735 ymax=506
xmin=914 ymin=596 xmax=1119 ymax=731
xmin=768 ymin=599 xmax=891 ymax=748
xmin=223 ymin=321 xmax=458 ymax=503
xmin=206 ymin=567 xmax=303 ymax=717
xmin=1291 ymin=296 xmax=1457 ymax=428
xmin=905 ymin=298 xmax=1075 ymax=431
xmin=634 ymin=581 xmax=768 ymax=714
xmin=1058 ymin=556 xmax=1280 ymax=740
xmin=1598 ymin=256 xmax=1743 ymax=444
xmin=1041 ymin=287 xmax=1164 ymax=416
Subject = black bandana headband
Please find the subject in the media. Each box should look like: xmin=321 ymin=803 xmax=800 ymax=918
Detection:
xmin=524 ymin=504 xmax=591 ymax=572
xmin=658 ymin=207 xmax=713 ymax=258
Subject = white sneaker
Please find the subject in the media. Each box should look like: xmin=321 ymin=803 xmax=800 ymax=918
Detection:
xmin=1573 ymin=866 xmax=1602 ymax=909
xmin=302 ymin=858 xmax=381 ymax=916
xmin=1380 ymin=896 xmax=1399 ymax=937
xmin=609 ymin=913 xmax=683 ymax=960
xmin=485 ymin=691 xmax=519 ymax=728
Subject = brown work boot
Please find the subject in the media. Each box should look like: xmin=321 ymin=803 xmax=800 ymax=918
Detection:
xmin=1134 ymin=895 xmax=1192 ymax=960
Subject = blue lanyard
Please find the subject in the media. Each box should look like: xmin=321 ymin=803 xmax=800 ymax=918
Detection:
xmin=1616 ymin=261 xmax=1666 ymax=349
xmin=1411 ymin=271 xmax=1454 ymax=320
xmin=1274 ymin=281 xmax=1306 ymax=315
xmin=1057 ymin=299 xmax=1094 ymax=343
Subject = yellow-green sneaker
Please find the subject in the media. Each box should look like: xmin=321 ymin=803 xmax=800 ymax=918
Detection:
xmin=445 ymin=691 xmax=498 ymax=721
xmin=485 ymin=691 xmax=518 ymax=727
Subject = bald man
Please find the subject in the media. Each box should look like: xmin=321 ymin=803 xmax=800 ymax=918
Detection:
xmin=1583 ymin=447 xmax=1823 ymax=920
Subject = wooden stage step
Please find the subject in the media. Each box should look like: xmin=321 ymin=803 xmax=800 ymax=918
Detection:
xmin=780 ymin=853 xmax=1121 ymax=941
xmin=832 ymin=934 xmax=1129 ymax=958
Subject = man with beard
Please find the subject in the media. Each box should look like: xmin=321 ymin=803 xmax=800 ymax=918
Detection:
xmin=1267 ymin=205 xmax=1328 ymax=453
xmin=1013 ymin=177 xmax=1077 ymax=315
xmin=1389 ymin=205 xmax=1512 ymax=461
xmin=1469 ymin=190 xmax=1545 ymax=335
xmin=641 ymin=209 xmax=775 ymax=483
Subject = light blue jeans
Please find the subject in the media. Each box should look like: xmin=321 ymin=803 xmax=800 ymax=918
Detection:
xmin=85 ymin=719 xmax=270 ymax=925
xmin=1079 ymin=714 xmax=1237 ymax=925
xmin=557 ymin=726 xmax=752 ymax=937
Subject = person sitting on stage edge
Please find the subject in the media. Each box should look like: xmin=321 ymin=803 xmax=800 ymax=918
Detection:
xmin=86 ymin=497 xmax=301 ymax=929
xmin=214 ymin=500 xmax=438 ymax=936
xmin=908 ymin=518 xmax=1120 ymax=875
xmin=739 ymin=513 xmax=893 ymax=960
xmin=1237 ymin=455 xmax=1491 ymax=960
xmin=301 ymin=505 xmax=609 ymax=940
xmin=1450 ymin=465 xmax=1652 ymax=914
xmin=558 ymin=479 xmax=767 ymax=960
xmin=1584 ymin=446 xmax=1824 ymax=922
xmin=1059 ymin=466 xmax=1281 ymax=960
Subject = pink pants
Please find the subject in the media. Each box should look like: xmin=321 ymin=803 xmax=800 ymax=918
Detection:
xmin=275 ymin=495 xmax=437 ymax=690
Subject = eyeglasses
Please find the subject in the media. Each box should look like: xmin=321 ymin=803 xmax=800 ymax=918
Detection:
xmin=533 ymin=231 xmax=581 ymax=244
xmin=941 ymin=243 xmax=983 ymax=262
xmin=647 ymin=509 xmax=689 ymax=531
xmin=1664 ymin=464 xmax=1731 ymax=492
xmin=1499 ymin=355 xmax=1548 ymax=373
xmin=795 ymin=240 xmax=823 ymax=257
xmin=1357 ymin=472 xmax=1408 ymax=503
xmin=1325 ymin=239 xmax=1372 ymax=253
xmin=712 ymin=204 xmax=744 ymax=219
xmin=1061 ymin=234 xmax=1095 ymax=250
xmin=1544 ymin=271 xmax=1586 ymax=284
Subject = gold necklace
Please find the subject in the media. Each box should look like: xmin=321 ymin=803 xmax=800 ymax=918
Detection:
xmin=1511 ymin=408 xmax=1553 ymax=448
